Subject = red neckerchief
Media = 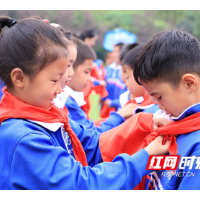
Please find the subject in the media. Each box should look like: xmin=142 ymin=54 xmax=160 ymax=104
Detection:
xmin=143 ymin=111 xmax=200 ymax=155
xmin=0 ymin=87 xmax=88 ymax=167
xmin=100 ymin=108 xmax=200 ymax=160
xmin=124 ymin=94 xmax=157 ymax=107
xmin=99 ymin=111 xmax=200 ymax=189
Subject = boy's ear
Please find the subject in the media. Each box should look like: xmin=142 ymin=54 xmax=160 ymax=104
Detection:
xmin=10 ymin=68 xmax=26 ymax=88
xmin=182 ymin=73 xmax=198 ymax=92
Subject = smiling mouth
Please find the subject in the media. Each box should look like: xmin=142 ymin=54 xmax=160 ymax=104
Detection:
xmin=66 ymin=79 xmax=71 ymax=84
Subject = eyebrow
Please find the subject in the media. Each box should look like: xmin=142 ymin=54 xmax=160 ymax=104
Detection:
xmin=55 ymin=72 xmax=65 ymax=77
xmin=150 ymin=92 xmax=159 ymax=96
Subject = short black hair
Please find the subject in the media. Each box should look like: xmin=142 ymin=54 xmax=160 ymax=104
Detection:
xmin=79 ymin=29 xmax=97 ymax=41
xmin=121 ymin=44 xmax=146 ymax=70
xmin=114 ymin=42 xmax=124 ymax=51
xmin=73 ymin=39 xmax=97 ymax=69
xmin=134 ymin=30 xmax=200 ymax=87
xmin=120 ymin=42 xmax=140 ymax=62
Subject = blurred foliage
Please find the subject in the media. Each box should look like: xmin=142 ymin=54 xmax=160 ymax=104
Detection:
xmin=1 ymin=10 xmax=200 ymax=60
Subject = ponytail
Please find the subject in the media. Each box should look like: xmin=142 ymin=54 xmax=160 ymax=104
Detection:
xmin=0 ymin=16 xmax=17 ymax=33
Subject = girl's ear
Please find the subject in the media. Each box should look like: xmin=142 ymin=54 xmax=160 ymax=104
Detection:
xmin=182 ymin=73 xmax=198 ymax=93
xmin=10 ymin=68 xmax=26 ymax=88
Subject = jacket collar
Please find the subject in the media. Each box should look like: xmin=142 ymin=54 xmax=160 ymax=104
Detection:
xmin=54 ymin=87 xmax=69 ymax=109
xmin=171 ymin=102 xmax=200 ymax=121
xmin=65 ymin=86 xmax=86 ymax=106
xmin=119 ymin=90 xmax=144 ymax=107
xmin=54 ymin=85 xmax=86 ymax=108
xmin=28 ymin=120 xmax=63 ymax=132
xmin=153 ymin=102 xmax=200 ymax=122
xmin=109 ymin=62 xmax=122 ymax=70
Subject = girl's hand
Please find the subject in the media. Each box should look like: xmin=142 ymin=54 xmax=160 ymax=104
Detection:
xmin=104 ymin=99 xmax=111 ymax=107
xmin=99 ymin=80 xmax=106 ymax=87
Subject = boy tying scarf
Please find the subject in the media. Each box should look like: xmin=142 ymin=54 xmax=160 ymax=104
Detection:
xmin=100 ymin=30 xmax=200 ymax=190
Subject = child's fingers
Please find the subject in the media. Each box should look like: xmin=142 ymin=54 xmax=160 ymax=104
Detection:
xmin=145 ymin=136 xmax=170 ymax=155
xmin=152 ymin=117 xmax=171 ymax=131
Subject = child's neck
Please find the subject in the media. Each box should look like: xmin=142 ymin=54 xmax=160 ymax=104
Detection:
xmin=67 ymin=84 xmax=84 ymax=93
xmin=67 ymin=84 xmax=75 ymax=92
xmin=116 ymin=60 xmax=121 ymax=66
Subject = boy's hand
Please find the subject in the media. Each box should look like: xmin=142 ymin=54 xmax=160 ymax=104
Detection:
xmin=99 ymin=80 xmax=107 ymax=87
xmin=90 ymin=77 xmax=95 ymax=82
xmin=152 ymin=117 xmax=171 ymax=131
xmin=104 ymin=99 xmax=111 ymax=107
xmin=145 ymin=136 xmax=170 ymax=155
xmin=117 ymin=103 xmax=138 ymax=119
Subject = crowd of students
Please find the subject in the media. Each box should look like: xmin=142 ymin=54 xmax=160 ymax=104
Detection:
xmin=0 ymin=15 xmax=200 ymax=190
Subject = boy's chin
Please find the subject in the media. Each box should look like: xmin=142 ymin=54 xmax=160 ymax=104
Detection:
xmin=165 ymin=112 xmax=176 ymax=118
xmin=169 ymin=113 xmax=180 ymax=118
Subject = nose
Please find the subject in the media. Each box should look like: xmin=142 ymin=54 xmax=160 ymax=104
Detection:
xmin=158 ymin=101 xmax=165 ymax=110
xmin=87 ymin=73 xmax=91 ymax=82
xmin=125 ymin=78 xmax=129 ymax=89
xmin=150 ymin=96 xmax=157 ymax=103
xmin=70 ymin=67 xmax=74 ymax=77
xmin=56 ymin=80 xmax=63 ymax=95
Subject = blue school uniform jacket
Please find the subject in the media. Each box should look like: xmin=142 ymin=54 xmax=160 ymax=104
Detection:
xmin=0 ymin=117 xmax=150 ymax=190
xmin=66 ymin=96 xmax=125 ymax=133
xmin=141 ymin=104 xmax=159 ymax=114
xmin=0 ymin=84 xmax=4 ymax=101
xmin=103 ymin=62 xmax=126 ymax=110
xmin=146 ymin=103 xmax=200 ymax=190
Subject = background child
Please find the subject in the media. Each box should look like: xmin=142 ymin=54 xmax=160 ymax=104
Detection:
xmin=134 ymin=30 xmax=200 ymax=190
xmin=119 ymin=43 xmax=139 ymax=85
xmin=0 ymin=16 xmax=170 ymax=190
xmin=61 ymin=38 xmax=138 ymax=133
xmin=121 ymin=44 xmax=159 ymax=114
xmin=104 ymin=51 xmax=115 ymax=67
xmin=118 ymin=43 xmax=140 ymax=108
xmin=79 ymin=29 xmax=98 ymax=47
xmin=79 ymin=29 xmax=108 ymax=118
xmin=101 ymin=43 xmax=126 ymax=117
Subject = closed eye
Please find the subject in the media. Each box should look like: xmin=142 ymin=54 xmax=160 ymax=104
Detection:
xmin=158 ymin=96 xmax=162 ymax=100
xmin=52 ymin=80 xmax=58 ymax=83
